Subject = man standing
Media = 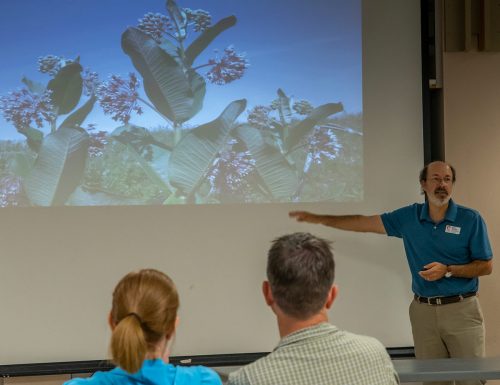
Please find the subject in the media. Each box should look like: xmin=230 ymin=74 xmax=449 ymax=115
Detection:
xmin=228 ymin=232 xmax=398 ymax=385
xmin=289 ymin=161 xmax=493 ymax=385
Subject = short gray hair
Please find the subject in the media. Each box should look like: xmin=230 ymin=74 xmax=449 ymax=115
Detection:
xmin=267 ymin=232 xmax=335 ymax=319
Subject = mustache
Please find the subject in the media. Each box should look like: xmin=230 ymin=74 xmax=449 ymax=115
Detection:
xmin=434 ymin=188 xmax=448 ymax=194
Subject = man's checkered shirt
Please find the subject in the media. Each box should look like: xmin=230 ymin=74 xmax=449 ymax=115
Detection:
xmin=227 ymin=323 xmax=399 ymax=385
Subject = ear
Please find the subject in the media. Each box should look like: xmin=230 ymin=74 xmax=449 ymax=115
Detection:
xmin=262 ymin=281 xmax=274 ymax=306
xmin=325 ymin=284 xmax=338 ymax=310
xmin=108 ymin=311 xmax=116 ymax=331
xmin=166 ymin=316 xmax=180 ymax=340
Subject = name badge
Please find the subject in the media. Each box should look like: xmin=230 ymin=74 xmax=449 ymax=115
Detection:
xmin=445 ymin=225 xmax=461 ymax=235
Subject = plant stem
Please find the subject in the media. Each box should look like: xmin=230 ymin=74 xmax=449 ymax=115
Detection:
xmin=173 ymin=122 xmax=182 ymax=145
xmin=192 ymin=63 xmax=212 ymax=71
xmin=51 ymin=107 xmax=59 ymax=133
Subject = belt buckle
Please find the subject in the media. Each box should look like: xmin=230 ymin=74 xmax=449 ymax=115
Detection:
xmin=425 ymin=297 xmax=441 ymax=305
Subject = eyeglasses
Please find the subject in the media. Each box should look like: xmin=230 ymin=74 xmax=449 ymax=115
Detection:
xmin=428 ymin=177 xmax=453 ymax=185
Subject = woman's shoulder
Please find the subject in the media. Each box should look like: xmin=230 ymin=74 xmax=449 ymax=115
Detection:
xmin=63 ymin=370 xmax=120 ymax=385
xmin=174 ymin=365 xmax=222 ymax=385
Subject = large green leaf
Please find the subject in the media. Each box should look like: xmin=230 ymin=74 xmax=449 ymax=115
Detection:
xmin=18 ymin=127 xmax=44 ymax=152
xmin=168 ymin=99 xmax=246 ymax=197
xmin=187 ymin=69 xmax=206 ymax=121
xmin=47 ymin=62 xmax=83 ymax=115
xmin=276 ymin=88 xmax=292 ymax=126
xmin=236 ymin=124 xmax=298 ymax=200
xmin=285 ymin=102 xmax=344 ymax=153
xmin=147 ymin=145 xmax=173 ymax=190
xmin=185 ymin=16 xmax=237 ymax=66
xmin=166 ymin=0 xmax=187 ymax=40
xmin=59 ymin=95 xmax=96 ymax=129
xmin=24 ymin=127 xmax=89 ymax=206
xmin=122 ymin=27 xmax=205 ymax=123
xmin=159 ymin=38 xmax=181 ymax=62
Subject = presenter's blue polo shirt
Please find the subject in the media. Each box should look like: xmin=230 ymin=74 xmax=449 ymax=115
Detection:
xmin=381 ymin=199 xmax=492 ymax=298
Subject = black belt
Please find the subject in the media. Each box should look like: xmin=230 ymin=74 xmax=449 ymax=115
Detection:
xmin=414 ymin=292 xmax=476 ymax=305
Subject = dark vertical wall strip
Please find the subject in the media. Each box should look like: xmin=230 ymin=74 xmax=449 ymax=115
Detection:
xmin=421 ymin=0 xmax=445 ymax=163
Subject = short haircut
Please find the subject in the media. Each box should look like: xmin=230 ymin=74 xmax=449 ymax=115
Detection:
xmin=267 ymin=232 xmax=335 ymax=320
xmin=419 ymin=161 xmax=456 ymax=183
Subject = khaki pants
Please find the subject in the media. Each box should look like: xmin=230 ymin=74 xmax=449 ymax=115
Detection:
xmin=409 ymin=296 xmax=485 ymax=385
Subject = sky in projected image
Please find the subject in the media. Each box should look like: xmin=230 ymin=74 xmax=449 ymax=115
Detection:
xmin=0 ymin=0 xmax=362 ymax=207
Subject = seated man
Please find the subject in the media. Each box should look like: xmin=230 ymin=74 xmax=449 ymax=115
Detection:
xmin=228 ymin=232 xmax=399 ymax=385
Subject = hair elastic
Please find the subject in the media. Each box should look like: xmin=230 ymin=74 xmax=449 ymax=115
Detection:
xmin=124 ymin=312 xmax=157 ymax=335
xmin=125 ymin=312 xmax=143 ymax=324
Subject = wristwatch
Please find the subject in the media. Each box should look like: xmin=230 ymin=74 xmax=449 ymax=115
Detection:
xmin=444 ymin=266 xmax=453 ymax=278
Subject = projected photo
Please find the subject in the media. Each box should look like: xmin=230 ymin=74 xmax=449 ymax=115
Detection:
xmin=0 ymin=0 xmax=362 ymax=206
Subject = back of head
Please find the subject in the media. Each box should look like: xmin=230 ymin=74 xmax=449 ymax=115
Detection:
xmin=267 ymin=232 xmax=335 ymax=320
xmin=110 ymin=269 xmax=179 ymax=373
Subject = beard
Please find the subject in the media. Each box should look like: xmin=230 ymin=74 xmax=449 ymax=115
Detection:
xmin=427 ymin=188 xmax=450 ymax=207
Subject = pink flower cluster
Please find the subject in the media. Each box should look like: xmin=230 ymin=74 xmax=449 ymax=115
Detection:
xmin=308 ymin=127 xmax=342 ymax=164
xmin=82 ymin=68 xmax=100 ymax=96
xmin=96 ymin=73 xmax=143 ymax=124
xmin=138 ymin=12 xmax=173 ymax=43
xmin=37 ymin=55 xmax=66 ymax=76
xmin=184 ymin=8 xmax=211 ymax=32
xmin=206 ymin=46 xmax=249 ymax=85
xmin=0 ymin=88 xmax=55 ymax=130
xmin=207 ymin=138 xmax=256 ymax=199
xmin=247 ymin=105 xmax=273 ymax=130
xmin=88 ymin=128 xmax=109 ymax=158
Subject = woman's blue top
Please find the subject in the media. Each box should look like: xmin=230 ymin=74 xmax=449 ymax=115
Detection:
xmin=64 ymin=359 xmax=221 ymax=385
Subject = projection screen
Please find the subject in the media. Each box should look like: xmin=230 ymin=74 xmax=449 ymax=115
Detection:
xmin=0 ymin=0 xmax=423 ymax=365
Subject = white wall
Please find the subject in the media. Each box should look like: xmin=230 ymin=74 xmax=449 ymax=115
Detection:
xmin=443 ymin=51 xmax=500 ymax=383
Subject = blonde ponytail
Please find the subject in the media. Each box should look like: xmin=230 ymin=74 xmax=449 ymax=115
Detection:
xmin=110 ymin=314 xmax=148 ymax=373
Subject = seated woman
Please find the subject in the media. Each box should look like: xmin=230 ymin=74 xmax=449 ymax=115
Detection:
xmin=65 ymin=269 xmax=221 ymax=385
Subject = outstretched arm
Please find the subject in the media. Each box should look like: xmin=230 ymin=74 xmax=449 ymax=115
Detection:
xmin=289 ymin=211 xmax=386 ymax=234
